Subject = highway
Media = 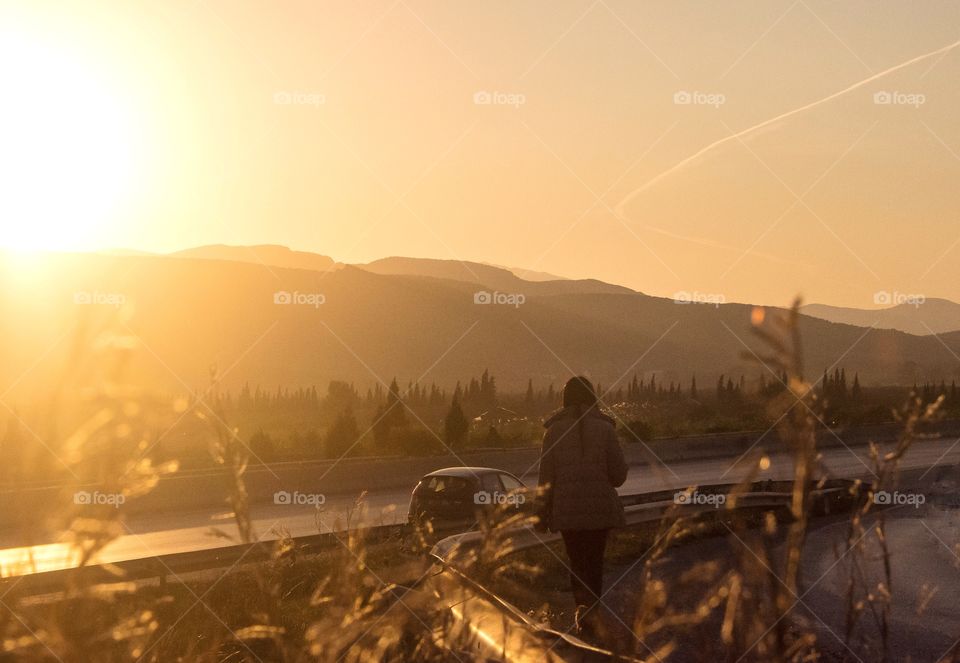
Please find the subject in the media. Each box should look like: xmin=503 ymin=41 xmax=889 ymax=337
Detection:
xmin=1 ymin=437 xmax=958 ymax=578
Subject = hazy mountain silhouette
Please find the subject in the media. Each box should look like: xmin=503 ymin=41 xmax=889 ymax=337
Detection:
xmin=358 ymin=256 xmax=634 ymax=296
xmin=166 ymin=245 xmax=619 ymax=295
xmin=802 ymin=298 xmax=960 ymax=336
xmin=484 ymin=264 xmax=568 ymax=282
xmin=171 ymin=244 xmax=341 ymax=273
xmin=2 ymin=251 xmax=959 ymax=403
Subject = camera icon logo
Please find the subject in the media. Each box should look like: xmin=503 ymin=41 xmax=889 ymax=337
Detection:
xmin=474 ymin=291 xmax=492 ymax=305
xmin=273 ymin=91 xmax=292 ymax=105
xmin=73 ymin=490 xmax=92 ymax=505
xmin=873 ymin=91 xmax=892 ymax=105
xmin=673 ymin=90 xmax=692 ymax=105
xmin=473 ymin=90 xmax=492 ymax=105
xmin=474 ymin=491 xmax=492 ymax=505
xmin=873 ymin=290 xmax=892 ymax=305
xmin=873 ymin=490 xmax=891 ymax=505
xmin=273 ymin=291 xmax=292 ymax=305
xmin=274 ymin=490 xmax=292 ymax=505
xmin=73 ymin=291 xmax=92 ymax=305
xmin=673 ymin=490 xmax=692 ymax=505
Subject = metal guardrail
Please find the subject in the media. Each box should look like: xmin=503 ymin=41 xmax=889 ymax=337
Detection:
xmin=0 ymin=523 xmax=409 ymax=593
xmin=0 ymin=478 xmax=856 ymax=592
xmin=427 ymin=480 xmax=857 ymax=662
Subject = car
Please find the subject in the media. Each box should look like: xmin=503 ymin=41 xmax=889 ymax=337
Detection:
xmin=407 ymin=466 xmax=529 ymax=529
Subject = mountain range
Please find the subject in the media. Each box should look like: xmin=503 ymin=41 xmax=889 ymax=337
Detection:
xmin=1 ymin=246 xmax=959 ymax=403
xmin=168 ymin=245 xmax=630 ymax=297
xmin=800 ymin=299 xmax=960 ymax=336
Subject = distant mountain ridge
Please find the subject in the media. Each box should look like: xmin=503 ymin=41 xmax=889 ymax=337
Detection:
xmin=358 ymin=256 xmax=634 ymax=297
xmin=171 ymin=244 xmax=341 ymax=273
xmin=802 ymin=298 xmax=960 ymax=335
xmin=483 ymin=264 xmax=568 ymax=282
xmin=100 ymin=247 xmax=960 ymax=332
xmin=163 ymin=245 xmax=633 ymax=297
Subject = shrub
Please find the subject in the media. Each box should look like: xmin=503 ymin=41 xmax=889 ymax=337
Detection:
xmin=622 ymin=418 xmax=653 ymax=442
xmin=393 ymin=426 xmax=443 ymax=456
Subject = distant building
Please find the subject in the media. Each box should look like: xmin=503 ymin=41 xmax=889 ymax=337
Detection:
xmin=472 ymin=406 xmax=521 ymax=428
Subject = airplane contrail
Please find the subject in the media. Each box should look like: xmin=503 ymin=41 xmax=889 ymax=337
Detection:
xmin=615 ymin=39 xmax=960 ymax=217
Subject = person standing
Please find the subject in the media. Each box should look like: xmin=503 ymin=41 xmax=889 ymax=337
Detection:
xmin=537 ymin=376 xmax=628 ymax=635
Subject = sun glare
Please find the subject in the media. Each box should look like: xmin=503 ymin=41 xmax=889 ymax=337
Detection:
xmin=0 ymin=32 xmax=138 ymax=252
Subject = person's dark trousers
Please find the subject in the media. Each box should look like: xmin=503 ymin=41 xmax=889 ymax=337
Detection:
xmin=561 ymin=529 xmax=609 ymax=608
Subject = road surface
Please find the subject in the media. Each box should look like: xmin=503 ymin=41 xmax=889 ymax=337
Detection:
xmin=1 ymin=437 xmax=957 ymax=578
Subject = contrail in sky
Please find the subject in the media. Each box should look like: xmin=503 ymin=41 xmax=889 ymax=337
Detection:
xmin=615 ymin=39 xmax=960 ymax=217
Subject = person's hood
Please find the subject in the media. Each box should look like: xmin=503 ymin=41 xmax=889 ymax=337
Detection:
xmin=543 ymin=405 xmax=615 ymax=428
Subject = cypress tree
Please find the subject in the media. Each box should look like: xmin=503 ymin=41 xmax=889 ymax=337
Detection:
xmin=326 ymin=406 xmax=360 ymax=458
xmin=444 ymin=394 xmax=469 ymax=450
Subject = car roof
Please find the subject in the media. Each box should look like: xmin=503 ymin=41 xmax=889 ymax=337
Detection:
xmin=424 ymin=466 xmax=510 ymax=479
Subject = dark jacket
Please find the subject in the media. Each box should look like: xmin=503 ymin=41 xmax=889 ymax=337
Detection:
xmin=537 ymin=406 xmax=628 ymax=531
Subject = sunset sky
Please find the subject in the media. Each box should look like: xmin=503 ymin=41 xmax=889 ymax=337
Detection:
xmin=1 ymin=1 xmax=959 ymax=308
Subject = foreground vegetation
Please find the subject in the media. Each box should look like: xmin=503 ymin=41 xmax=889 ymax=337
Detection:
xmin=0 ymin=300 xmax=956 ymax=661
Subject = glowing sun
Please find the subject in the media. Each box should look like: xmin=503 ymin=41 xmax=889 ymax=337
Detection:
xmin=0 ymin=32 xmax=138 ymax=251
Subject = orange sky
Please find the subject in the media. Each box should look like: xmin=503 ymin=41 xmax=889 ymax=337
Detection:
xmin=1 ymin=1 xmax=959 ymax=308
